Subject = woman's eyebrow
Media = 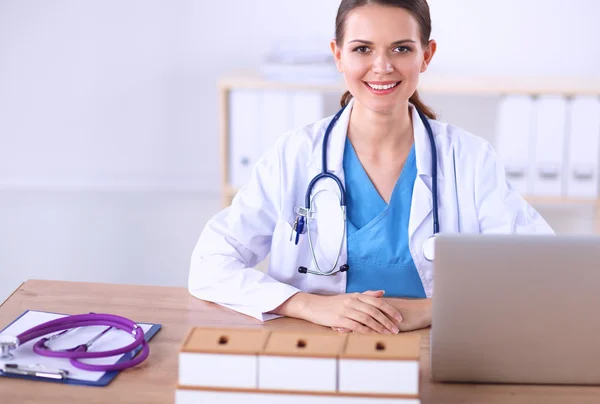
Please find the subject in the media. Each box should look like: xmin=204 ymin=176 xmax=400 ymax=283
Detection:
xmin=348 ymin=39 xmax=417 ymax=45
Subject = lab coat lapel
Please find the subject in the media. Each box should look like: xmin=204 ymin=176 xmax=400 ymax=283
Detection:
xmin=409 ymin=104 xmax=434 ymax=237
xmin=409 ymin=176 xmax=433 ymax=236
xmin=308 ymin=99 xmax=353 ymax=174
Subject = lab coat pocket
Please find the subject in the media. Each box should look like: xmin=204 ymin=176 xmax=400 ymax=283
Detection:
xmin=272 ymin=218 xmax=316 ymax=276
xmin=274 ymin=215 xmax=334 ymax=276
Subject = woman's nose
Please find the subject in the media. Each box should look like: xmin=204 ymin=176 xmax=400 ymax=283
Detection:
xmin=372 ymin=55 xmax=394 ymax=74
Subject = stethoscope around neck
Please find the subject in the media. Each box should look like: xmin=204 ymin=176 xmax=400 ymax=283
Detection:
xmin=292 ymin=103 xmax=440 ymax=276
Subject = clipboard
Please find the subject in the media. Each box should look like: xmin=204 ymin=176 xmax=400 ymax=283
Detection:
xmin=0 ymin=310 xmax=162 ymax=386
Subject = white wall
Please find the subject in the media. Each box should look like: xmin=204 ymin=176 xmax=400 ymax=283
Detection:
xmin=0 ymin=0 xmax=336 ymax=191
xmin=428 ymin=0 xmax=600 ymax=76
xmin=1 ymin=0 xmax=599 ymax=193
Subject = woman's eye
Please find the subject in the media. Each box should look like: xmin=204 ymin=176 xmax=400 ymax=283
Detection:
xmin=353 ymin=46 xmax=370 ymax=53
xmin=394 ymin=46 xmax=411 ymax=53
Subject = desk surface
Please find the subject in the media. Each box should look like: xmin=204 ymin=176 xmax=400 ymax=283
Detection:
xmin=1 ymin=280 xmax=600 ymax=403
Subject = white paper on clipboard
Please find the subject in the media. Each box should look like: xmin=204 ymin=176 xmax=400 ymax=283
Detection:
xmin=0 ymin=310 xmax=153 ymax=382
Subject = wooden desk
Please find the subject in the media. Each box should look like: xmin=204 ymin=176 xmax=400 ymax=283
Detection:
xmin=1 ymin=280 xmax=600 ymax=403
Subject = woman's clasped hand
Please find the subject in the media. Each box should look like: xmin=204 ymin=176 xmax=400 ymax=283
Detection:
xmin=274 ymin=289 xmax=435 ymax=334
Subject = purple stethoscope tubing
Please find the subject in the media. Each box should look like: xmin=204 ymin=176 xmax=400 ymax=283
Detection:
xmin=16 ymin=313 xmax=148 ymax=372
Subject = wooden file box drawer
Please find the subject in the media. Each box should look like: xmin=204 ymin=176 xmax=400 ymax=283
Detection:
xmin=178 ymin=327 xmax=269 ymax=389
xmin=339 ymin=334 xmax=421 ymax=395
xmin=258 ymin=330 xmax=347 ymax=392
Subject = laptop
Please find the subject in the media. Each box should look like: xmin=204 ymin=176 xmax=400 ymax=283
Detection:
xmin=430 ymin=234 xmax=600 ymax=385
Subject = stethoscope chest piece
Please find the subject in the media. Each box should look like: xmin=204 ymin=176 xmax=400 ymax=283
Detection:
xmin=423 ymin=235 xmax=436 ymax=262
xmin=0 ymin=334 xmax=19 ymax=359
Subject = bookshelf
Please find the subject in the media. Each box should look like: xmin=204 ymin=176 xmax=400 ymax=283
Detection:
xmin=218 ymin=71 xmax=600 ymax=231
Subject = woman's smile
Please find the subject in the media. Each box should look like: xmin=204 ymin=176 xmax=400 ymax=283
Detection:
xmin=363 ymin=80 xmax=401 ymax=95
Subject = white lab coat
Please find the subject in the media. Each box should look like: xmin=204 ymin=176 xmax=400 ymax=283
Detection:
xmin=189 ymin=99 xmax=554 ymax=321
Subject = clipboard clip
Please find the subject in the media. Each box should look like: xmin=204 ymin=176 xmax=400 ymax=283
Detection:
xmin=2 ymin=363 xmax=69 ymax=380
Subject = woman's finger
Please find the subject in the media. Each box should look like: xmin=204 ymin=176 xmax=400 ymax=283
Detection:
xmin=354 ymin=300 xmax=399 ymax=334
xmin=362 ymin=290 xmax=385 ymax=297
xmin=345 ymin=308 xmax=388 ymax=334
xmin=358 ymin=294 xmax=403 ymax=324
xmin=338 ymin=317 xmax=372 ymax=334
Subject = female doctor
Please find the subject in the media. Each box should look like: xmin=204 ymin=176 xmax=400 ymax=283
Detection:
xmin=189 ymin=0 xmax=554 ymax=334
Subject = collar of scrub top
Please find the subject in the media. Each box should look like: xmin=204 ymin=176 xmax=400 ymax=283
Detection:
xmin=306 ymin=98 xmax=437 ymax=182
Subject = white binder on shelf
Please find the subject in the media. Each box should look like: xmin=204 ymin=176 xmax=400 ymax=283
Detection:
xmin=531 ymin=95 xmax=568 ymax=197
xmin=260 ymin=90 xmax=291 ymax=153
xmin=495 ymin=95 xmax=535 ymax=195
xmin=229 ymin=89 xmax=263 ymax=189
xmin=289 ymin=91 xmax=325 ymax=131
xmin=566 ymin=96 xmax=600 ymax=198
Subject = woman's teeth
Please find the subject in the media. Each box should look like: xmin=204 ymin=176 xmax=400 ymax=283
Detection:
xmin=367 ymin=82 xmax=398 ymax=90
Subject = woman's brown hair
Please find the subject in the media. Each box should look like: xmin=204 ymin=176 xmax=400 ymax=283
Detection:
xmin=335 ymin=0 xmax=436 ymax=120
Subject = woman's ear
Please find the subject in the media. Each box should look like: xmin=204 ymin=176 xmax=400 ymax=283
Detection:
xmin=330 ymin=39 xmax=343 ymax=72
xmin=420 ymin=39 xmax=437 ymax=73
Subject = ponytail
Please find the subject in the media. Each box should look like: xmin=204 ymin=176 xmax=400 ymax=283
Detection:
xmin=339 ymin=89 xmax=436 ymax=120
xmin=409 ymin=90 xmax=436 ymax=120
xmin=340 ymin=90 xmax=353 ymax=108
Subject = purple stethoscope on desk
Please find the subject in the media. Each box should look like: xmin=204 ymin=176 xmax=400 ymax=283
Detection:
xmin=0 ymin=313 xmax=148 ymax=373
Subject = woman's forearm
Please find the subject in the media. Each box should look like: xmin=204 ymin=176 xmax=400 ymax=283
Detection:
xmin=270 ymin=292 xmax=311 ymax=319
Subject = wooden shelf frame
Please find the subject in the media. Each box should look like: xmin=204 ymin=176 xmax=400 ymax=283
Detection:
xmin=219 ymin=71 xmax=600 ymax=96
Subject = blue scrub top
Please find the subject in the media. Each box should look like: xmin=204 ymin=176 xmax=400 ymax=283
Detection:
xmin=343 ymin=137 xmax=426 ymax=298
